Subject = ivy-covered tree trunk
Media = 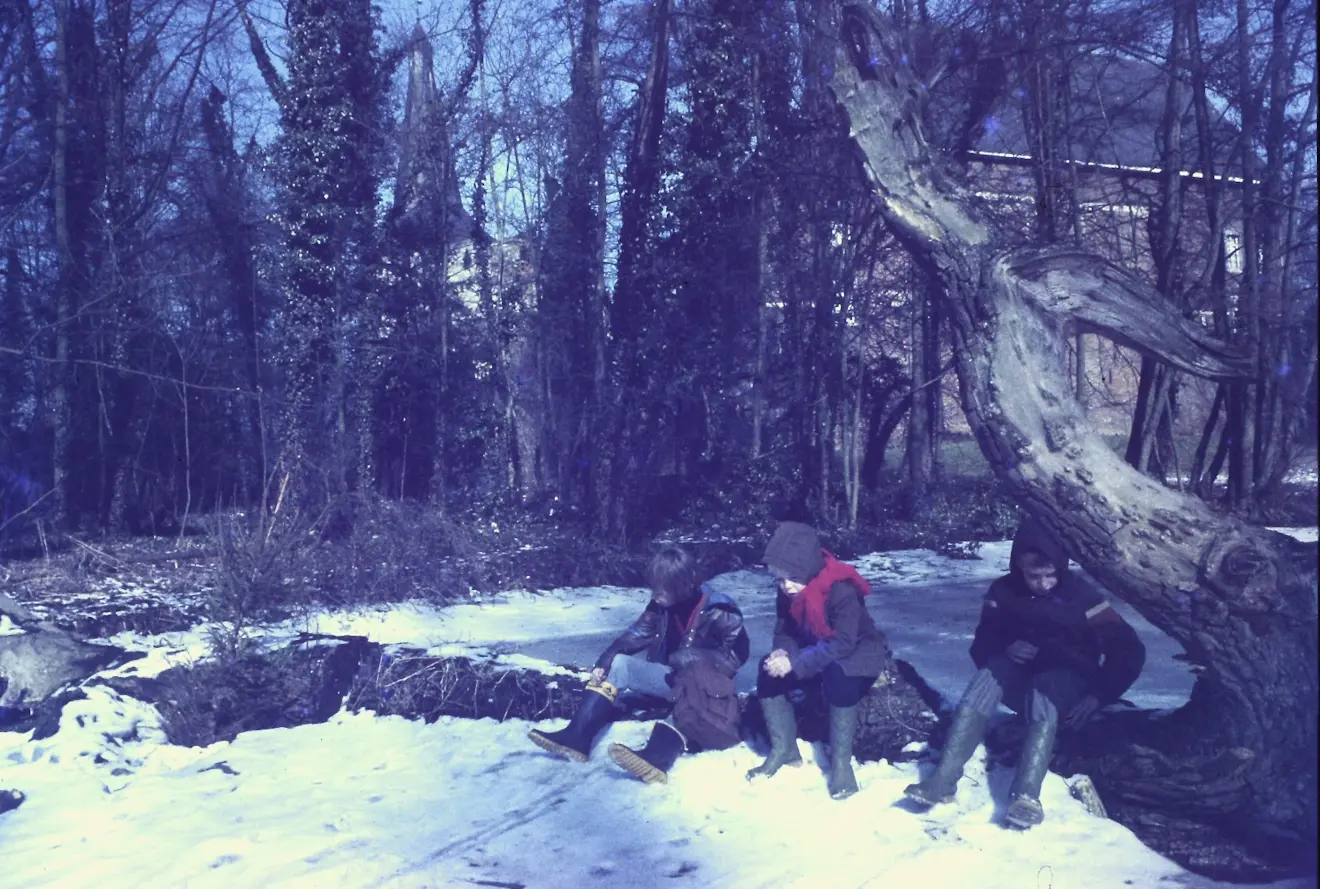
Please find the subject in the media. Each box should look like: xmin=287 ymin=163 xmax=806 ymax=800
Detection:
xmin=277 ymin=0 xmax=384 ymax=508
xmin=536 ymin=0 xmax=606 ymax=525
xmin=833 ymin=4 xmax=1316 ymax=875
xmin=199 ymin=87 xmax=267 ymax=503
xmin=663 ymin=0 xmax=760 ymax=488
xmin=50 ymin=0 xmax=106 ymax=531
xmin=605 ymin=0 xmax=672 ymax=541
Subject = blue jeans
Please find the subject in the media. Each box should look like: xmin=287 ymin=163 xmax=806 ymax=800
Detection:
xmin=606 ymin=653 xmax=678 ymax=726
xmin=606 ymin=653 xmax=673 ymax=697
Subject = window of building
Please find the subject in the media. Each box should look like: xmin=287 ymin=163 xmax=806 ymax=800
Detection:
xmin=1224 ymin=229 xmax=1244 ymax=275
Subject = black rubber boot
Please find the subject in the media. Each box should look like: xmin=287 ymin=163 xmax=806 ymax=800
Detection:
xmin=827 ymin=704 xmax=860 ymax=800
xmin=1004 ymin=716 xmax=1057 ymax=829
xmin=904 ymin=705 xmax=989 ymax=807
xmin=527 ymin=682 xmax=618 ymax=762
xmin=608 ymin=722 xmax=686 ymax=784
xmin=746 ymin=695 xmax=803 ymax=780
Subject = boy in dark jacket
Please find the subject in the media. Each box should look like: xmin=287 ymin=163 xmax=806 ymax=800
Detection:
xmin=746 ymin=521 xmax=888 ymax=800
xmin=904 ymin=518 xmax=1146 ymax=828
xmin=528 ymin=545 xmax=750 ymax=784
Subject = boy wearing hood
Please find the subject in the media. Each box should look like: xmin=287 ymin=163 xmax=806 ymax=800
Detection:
xmin=528 ymin=545 xmax=750 ymax=784
xmin=746 ymin=521 xmax=888 ymax=800
xmin=904 ymin=518 xmax=1146 ymax=828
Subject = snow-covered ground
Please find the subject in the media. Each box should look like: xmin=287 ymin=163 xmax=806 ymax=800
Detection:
xmin=1 ymin=531 xmax=1316 ymax=889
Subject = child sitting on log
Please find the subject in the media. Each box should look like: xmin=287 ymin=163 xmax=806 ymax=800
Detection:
xmin=528 ymin=545 xmax=749 ymax=783
xmin=904 ymin=518 xmax=1146 ymax=828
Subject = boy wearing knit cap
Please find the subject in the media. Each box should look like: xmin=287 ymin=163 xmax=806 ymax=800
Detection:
xmin=747 ymin=521 xmax=888 ymax=799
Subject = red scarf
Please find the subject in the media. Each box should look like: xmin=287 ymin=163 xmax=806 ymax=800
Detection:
xmin=789 ymin=551 xmax=871 ymax=639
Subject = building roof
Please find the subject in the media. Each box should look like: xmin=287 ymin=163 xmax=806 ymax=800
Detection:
xmin=966 ymin=54 xmax=1239 ymax=178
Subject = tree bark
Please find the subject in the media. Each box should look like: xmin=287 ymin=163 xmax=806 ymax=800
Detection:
xmin=606 ymin=0 xmax=672 ymax=540
xmin=832 ymin=3 xmax=1317 ymax=870
xmin=536 ymin=0 xmax=606 ymax=526
xmin=904 ymin=272 xmax=938 ymax=514
xmin=51 ymin=0 xmax=72 ymax=528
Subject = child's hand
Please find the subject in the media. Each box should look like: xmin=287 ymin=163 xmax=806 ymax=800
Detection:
xmin=1065 ymin=694 xmax=1100 ymax=727
xmin=588 ymin=666 xmax=607 ymax=685
xmin=1005 ymin=640 xmax=1039 ymax=663
xmin=763 ymin=650 xmax=792 ymax=677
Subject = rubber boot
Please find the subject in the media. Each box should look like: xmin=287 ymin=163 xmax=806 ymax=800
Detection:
xmin=527 ymin=681 xmax=618 ymax=762
xmin=904 ymin=705 xmax=989 ymax=807
xmin=746 ymin=695 xmax=803 ymax=780
xmin=1004 ymin=716 xmax=1057 ymax=829
xmin=827 ymin=704 xmax=860 ymax=800
xmin=608 ymin=722 xmax=686 ymax=784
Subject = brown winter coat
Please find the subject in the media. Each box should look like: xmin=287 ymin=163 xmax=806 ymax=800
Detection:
xmin=670 ymin=657 xmax=742 ymax=750
xmin=771 ymin=583 xmax=889 ymax=679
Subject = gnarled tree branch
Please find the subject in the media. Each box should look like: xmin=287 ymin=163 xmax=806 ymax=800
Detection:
xmin=830 ymin=1 xmax=1317 ymax=868
xmin=1005 ymin=248 xmax=1253 ymax=380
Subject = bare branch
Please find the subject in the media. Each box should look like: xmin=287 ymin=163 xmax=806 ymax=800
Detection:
xmin=1002 ymin=248 xmax=1254 ymax=380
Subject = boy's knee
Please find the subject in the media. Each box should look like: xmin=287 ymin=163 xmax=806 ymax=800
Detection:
xmin=606 ymin=655 xmax=637 ymax=690
xmin=1032 ymin=670 xmax=1089 ymax=704
xmin=1025 ymin=687 xmax=1059 ymax=725
xmin=960 ymin=668 xmax=1004 ymax=715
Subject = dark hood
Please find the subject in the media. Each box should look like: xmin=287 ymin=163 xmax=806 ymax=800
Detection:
xmin=763 ymin=521 xmax=826 ymax=584
xmin=1008 ymin=517 xmax=1071 ymax=582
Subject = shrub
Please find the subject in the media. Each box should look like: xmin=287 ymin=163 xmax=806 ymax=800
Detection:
xmin=154 ymin=643 xmax=315 ymax=747
xmin=303 ymin=496 xmax=474 ymax=608
xmin=210 ymin=476 xmax=321 ymax=623
xmin=346 ymin=649 xmax=580 ymax=723
xmin=856 ymin=473 xmax=1021 ymax=555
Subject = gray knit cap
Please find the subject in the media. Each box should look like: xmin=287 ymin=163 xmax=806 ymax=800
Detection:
xmin=763 ymin=521 xmax=826 ymax=584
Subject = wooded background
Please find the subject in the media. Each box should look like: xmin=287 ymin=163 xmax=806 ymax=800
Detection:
xmin=0 ymin=0 xmax=1315 ymax=543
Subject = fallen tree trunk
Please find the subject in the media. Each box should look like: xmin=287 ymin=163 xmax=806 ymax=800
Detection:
xmin=0 ymin=629 xmax=133 ymax=709
xmin=830 ymin=3 xmax=1317 ymax=877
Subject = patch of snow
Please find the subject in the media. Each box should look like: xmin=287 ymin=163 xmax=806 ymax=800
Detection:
xmin=1 ymin=707 xmax=1308 ymax=889
xmin=1283 ymin=465 xmax=1318 ymax=485
xmin=1270 ymin=526 xmax=1317 ymax=543
xmin=302 ymin=585 xmax=648 ymax=650
xmin=851 ymin=541 xmax=1012 ymax=587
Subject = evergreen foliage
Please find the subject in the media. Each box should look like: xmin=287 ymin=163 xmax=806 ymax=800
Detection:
xmin=276 ymin=0 xmax=388 ymax=502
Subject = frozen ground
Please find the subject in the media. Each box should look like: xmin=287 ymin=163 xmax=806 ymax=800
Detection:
xmin=0 ymin=529 xmax=1315 ymax=889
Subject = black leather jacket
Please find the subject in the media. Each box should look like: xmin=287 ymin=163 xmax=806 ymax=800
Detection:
xmin=594 ymin=586 xmax=750 ymax=678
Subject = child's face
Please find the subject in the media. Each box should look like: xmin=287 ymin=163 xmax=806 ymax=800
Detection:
xmin=1021 ymin=564 xmax=1059 ymax=595
xmin=770 ymin=567 xmax=805 ymax=596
